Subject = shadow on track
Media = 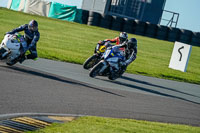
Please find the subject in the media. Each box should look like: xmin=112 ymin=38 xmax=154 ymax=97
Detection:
xmin=2 ymin=65 xmax=125 ymax=98
xmin=121 ymin=76 xmax=200 ymax=99
xmin=97 ymin=76 xmax=200 ymax=105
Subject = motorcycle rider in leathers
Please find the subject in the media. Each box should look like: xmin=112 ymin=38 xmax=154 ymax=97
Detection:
xmin=6 ymin=20 xmax=40 ymax=63
xmin=95 ymin=32 xmax=128 ymax=53
xmin=120 ymin=38 xmax=137 ymax=67
xmin=109 ymin=38 xmax=137 ymax=77
xmin=104 ymin=32 xmax=128 ymax=45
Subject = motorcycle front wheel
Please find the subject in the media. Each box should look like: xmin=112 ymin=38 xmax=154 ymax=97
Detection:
xmin=6 ymin=55 xmax=18 ymax=66
xmin=89 ymin=61 xmax=104 ymax=78
xmin=83 ymin=54 xmax=100 ymax=70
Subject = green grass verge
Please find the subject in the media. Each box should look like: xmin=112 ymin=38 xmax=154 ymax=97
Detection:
xmin=0 ymin=8 xmax=200 ymax=84
xmin=1 ymin=8 xmax=199 ymax=132
xmin=26 ymin=116 xmax=200 ymax=133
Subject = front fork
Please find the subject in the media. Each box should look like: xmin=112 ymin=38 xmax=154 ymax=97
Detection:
xmin=99 ymin=61 xmax=108 ymax=74
xmin=0 ymin=47 xmax=10 ymax=59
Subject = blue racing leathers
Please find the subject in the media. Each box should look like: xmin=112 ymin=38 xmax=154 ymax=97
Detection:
xmin=113 ymin=44 xmax=137 ymax=65
xmin=124 ymin=46 xmax=137 ymax=65
xmin=6 ymin=24 xmax=40 ymax=59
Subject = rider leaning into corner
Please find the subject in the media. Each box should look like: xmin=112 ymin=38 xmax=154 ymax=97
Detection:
xmin=119 ymin=38 xmax=137 ymax=67
xmin=6 ymin=20 xmax=40 ymax=63
xmin=101 ymin=32 xmax=137 ymax=69
xmin=110 ymin=38 xmax=138 ymax=76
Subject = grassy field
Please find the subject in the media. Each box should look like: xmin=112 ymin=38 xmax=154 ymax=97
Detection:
xmin=0 ymin=7 xmax=199 ymax=85
xmin=26 ymin=116 xmax=200 ymax=133
xmin=1 ymin=8 xmax=200 ymax=132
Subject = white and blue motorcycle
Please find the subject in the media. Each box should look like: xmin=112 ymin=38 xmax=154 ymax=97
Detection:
xmin=89 ymin=45 xmax=126 ymax=80
xmin=0 ymin=33 xmax=27 ymax=66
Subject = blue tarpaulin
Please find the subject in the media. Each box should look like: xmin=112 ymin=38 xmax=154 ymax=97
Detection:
xmin=8 ymin=0 xmax=82 ymax=23
xmin=48 ymin=2 xmax=82 ymax=23
xmin=10 ymin=0 xmax=21 ymax=10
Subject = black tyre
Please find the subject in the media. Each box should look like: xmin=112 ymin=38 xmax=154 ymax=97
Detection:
xmin=108 ymin=72 xmax=119 ymax=80
xmin=83 ymin=55 xmax=100 ymax=70
xmin=6 ymin=55 xmax=18 ymax=66
xmin=178 ymin=29 xmax=193 ymax=44
xmin=99 ymin=15 xmax=113 ymax=29
xmin=134 ymin=20 xmax=147 ymax=36
xmin=108 ymin=75 xmax=117 ymax=80
xmin=89 ymin=61 xmax=104 ymax=78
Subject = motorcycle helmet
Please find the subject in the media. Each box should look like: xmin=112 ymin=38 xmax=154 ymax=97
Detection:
xmin=28 ymin=20 xmax=38 ymax=32
xmin=119 ymin=32 xmax=128 ymax=43
xmin=127 ymin=38 xmax=137 ymax=49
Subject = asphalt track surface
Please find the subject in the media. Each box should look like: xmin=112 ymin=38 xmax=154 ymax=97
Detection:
xmin=0 ymin=58 xmax=200 ymax=126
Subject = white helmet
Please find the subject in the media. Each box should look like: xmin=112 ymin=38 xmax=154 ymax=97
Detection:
xmin=119 ymin=32 xmax=128 ymax=43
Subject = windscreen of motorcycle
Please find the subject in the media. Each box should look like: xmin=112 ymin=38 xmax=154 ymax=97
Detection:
xmin=103 ymin=49 xmax=112 ymax=59
xmin=4 ymin=34 xmax=21 ymax=50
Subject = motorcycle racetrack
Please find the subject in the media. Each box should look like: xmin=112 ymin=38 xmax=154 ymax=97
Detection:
xmin=0 ymin=58 xmax=200 ymax=126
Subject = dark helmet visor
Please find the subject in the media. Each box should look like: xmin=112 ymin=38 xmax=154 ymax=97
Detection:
xmin=28 ymin=25 xmax=38 ymax=32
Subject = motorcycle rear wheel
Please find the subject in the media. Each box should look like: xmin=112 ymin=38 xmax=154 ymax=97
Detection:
xmin=108 ymin=68 xmax=125 ymax=80
xmin=89 ymin=61 xmax=104 ymax=78
xmin=108 ymin=74 xmax=118 ymax=80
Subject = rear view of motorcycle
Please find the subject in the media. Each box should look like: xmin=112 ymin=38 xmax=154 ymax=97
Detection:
xmin=89 ymin=46 xmax=126 ymax=80
xmin=0 ymin=33 xmax=27 ymax=66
